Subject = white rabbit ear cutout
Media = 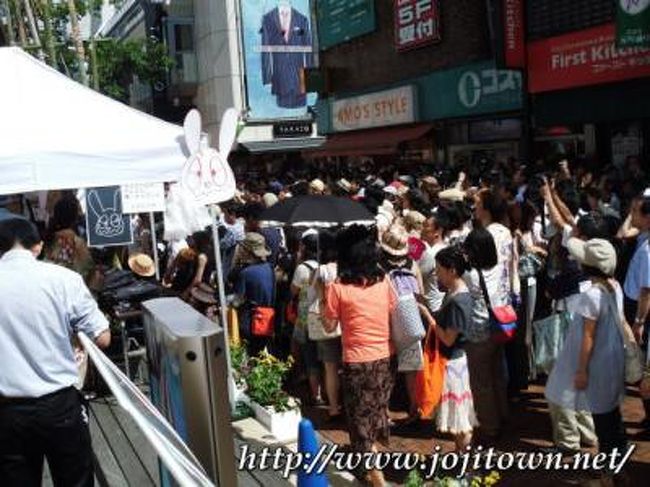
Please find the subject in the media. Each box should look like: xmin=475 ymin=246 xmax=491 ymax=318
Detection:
xmin=218 ymin=108 xmax=239 ymax=157
xmin=183 ymin=109 xmax=202 ymax=156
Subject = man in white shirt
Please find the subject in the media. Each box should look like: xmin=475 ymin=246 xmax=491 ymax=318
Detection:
xmin=0 ymin=218 xmax=110 ymax=486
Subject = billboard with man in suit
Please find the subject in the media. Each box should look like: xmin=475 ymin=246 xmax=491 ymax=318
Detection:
xmin=241 ymin=0 xmax=318 ymax=120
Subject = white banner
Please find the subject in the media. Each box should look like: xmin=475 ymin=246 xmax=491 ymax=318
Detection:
xmin=121 ymin=183 xmax=166 ymax=214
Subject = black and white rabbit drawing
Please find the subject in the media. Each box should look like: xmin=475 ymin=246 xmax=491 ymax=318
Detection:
xmin=87 ymin=189 xmax=125 ymax=238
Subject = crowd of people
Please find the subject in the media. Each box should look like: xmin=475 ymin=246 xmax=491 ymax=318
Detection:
xmin=1 ymin=153 xmax=650 ymax=486
xmin=162 ymin=155 xmax=650 ymax=486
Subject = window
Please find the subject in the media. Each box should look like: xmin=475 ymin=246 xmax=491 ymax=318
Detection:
xmin=166 ymin=19 xmax=197 ymax=84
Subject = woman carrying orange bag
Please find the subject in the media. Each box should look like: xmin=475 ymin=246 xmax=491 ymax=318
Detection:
xmin=418 ymin=246 xmax=478 ymax=451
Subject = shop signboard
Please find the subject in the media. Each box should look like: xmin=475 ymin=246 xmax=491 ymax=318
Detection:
xmin=528 ymin=23 xmax=650 ymax=93
xmin=85 ymin=186 xmax=133 ymax=248
xmin=452 ymin=64 xmax=522 ymax=116
xmin=273 ymin=120 xmax=313 ymax=137
xmin=394 ymin=0 xmax=441 ymax=52
xmin=617 ymin=0 xmax=650 ymax=47
xmin=317 ymin=0 xmax=376 ymax=50
xmin=323 ymin=62 xmax=522 ymax=133
xmin=503 ymin=0 xmax=525 ymax=67
xmin=331 ymin=85 xmax=418 ymax=132
xmin=240 ymin=0 xmax=318 ymax=120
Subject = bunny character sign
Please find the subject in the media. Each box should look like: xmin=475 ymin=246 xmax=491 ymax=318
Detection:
xmin=163 ymin=108 xmax=239 ymax=241
xmin=180 ymin=108 xmax=237 ymax=206
xmin=85 ymin=186 xmax=134 ymax=247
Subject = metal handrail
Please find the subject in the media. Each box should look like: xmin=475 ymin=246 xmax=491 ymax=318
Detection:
xmin=78 ymin=332 xmax=215 ymax=487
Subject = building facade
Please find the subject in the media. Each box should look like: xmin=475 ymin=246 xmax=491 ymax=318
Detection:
xmin=310 ymin=0 xmax=525 ymax=168
xmin=526 ymin=0 xmax=650 ymax=165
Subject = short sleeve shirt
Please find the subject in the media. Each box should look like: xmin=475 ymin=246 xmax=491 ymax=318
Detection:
xmin=236 ymin=262 xmax=275 ymax=306
xmin=578 ymin=282 xmax=624 ymax=322
xmin=419 ymin=242 xmax=447 ymax=313
xmin=434 ymin=291 xmax=472 ymax=359
xmin=325 ymin=277 xmax=396 ymax=363
xmin=291 ymin=260 xmax=318 ymax=290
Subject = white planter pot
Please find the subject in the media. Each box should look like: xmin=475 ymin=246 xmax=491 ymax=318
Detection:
xmin=250 ymin=400 xmax=301 ymax=442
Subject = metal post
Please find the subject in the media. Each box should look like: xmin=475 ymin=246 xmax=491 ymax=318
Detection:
xmin=149 ymin=212 xmax=160 ymax=281
xmin=210 ymin=206 xmax=235 ymax=412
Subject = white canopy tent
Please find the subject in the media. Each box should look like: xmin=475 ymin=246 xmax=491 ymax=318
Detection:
xmin=0 ymin=47 xmax=188 ymax=196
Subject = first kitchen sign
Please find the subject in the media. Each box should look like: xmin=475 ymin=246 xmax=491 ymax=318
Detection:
xmin=528 ymin=23 xmax=650 ymax=93
xmin=332 ymin=86 xmax=418 ymax=132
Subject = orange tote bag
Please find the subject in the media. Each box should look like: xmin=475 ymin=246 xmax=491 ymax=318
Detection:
xmin=415 ymin=324 xmax=447 ymax=418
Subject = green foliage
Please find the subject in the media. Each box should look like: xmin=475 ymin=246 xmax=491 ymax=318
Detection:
xmin=230 ymin=341 xmax=250 ymax=388
xmin=404 ymin=470 xmax=502 ymax=487
xmin=245 ymin=349 xmax=294 ymax=413
xmin=406 ymin=469 xmax=425 ymax=487
xmin=7 ymin=0 xmax=172 ymax=97
xmin=232 ymin=401 xmax=254 ymax=421
xmin=95 ymin=37 xmax=174 ymax=102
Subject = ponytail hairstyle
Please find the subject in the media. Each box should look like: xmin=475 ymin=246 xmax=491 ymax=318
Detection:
xmin=435 ymin=245 xmax=470 ymax=277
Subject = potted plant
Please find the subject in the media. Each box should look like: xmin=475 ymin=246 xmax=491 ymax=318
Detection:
xmin=245 ymin=349 xmax=300 ymax=441
xmin=405 ymin=470 xmax=501 ymax=487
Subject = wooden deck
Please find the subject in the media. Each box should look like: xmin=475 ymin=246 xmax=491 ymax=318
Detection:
xmin=43 ymin=395 xmax=292 ymax=487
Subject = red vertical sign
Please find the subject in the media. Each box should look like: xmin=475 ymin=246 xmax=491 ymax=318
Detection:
xmin=503 ymin=0 xmax=525 ymax=68
xmin=394 ymin=0 xmax=441 ymax=52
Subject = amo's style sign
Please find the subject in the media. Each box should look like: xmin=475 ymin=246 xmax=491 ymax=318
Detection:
xmin=332 ymin=86 xmax=417 ymax=132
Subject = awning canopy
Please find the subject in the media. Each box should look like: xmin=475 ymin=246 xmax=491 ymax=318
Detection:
xmin=306 ymin=124 xmax=433 ymax=158
xmin=241 ymin=137 xmax=326 ymax=153
xmin=0 ymin=47 xmax=188 ymax=196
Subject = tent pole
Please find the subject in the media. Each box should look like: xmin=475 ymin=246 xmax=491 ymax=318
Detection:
xmin=210 ymin=206 xmax=235 ymax=412
xmin=149 ymin=212 xmax=160 ymax=281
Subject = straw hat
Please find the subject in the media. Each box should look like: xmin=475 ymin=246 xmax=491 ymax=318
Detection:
xmin=309 ymin=178 xmax=326 ymax=194
xmin=128 ymin=253 xmax=155 ymax=277
xmin=262 ymin=192 xmax=279 ymax=208
xmin=240 ymin=232 xmax=272 ymax=260
xmin=438 ymin=187 xmax=466 ymax=202
xmin=337 ymin=178 xmax=353 ymax=193
xmin=191 ymin=283 xmax=217 ymax=305
xmin=566 ymin=238 xmax=617 ymax=277
xmin=380 ymin=225 xmax=409 ymax=257
xmin=421 ymin=175 xmax=439 ymax=187
xmin=404 ymin=210 xmax=426 ymax=230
